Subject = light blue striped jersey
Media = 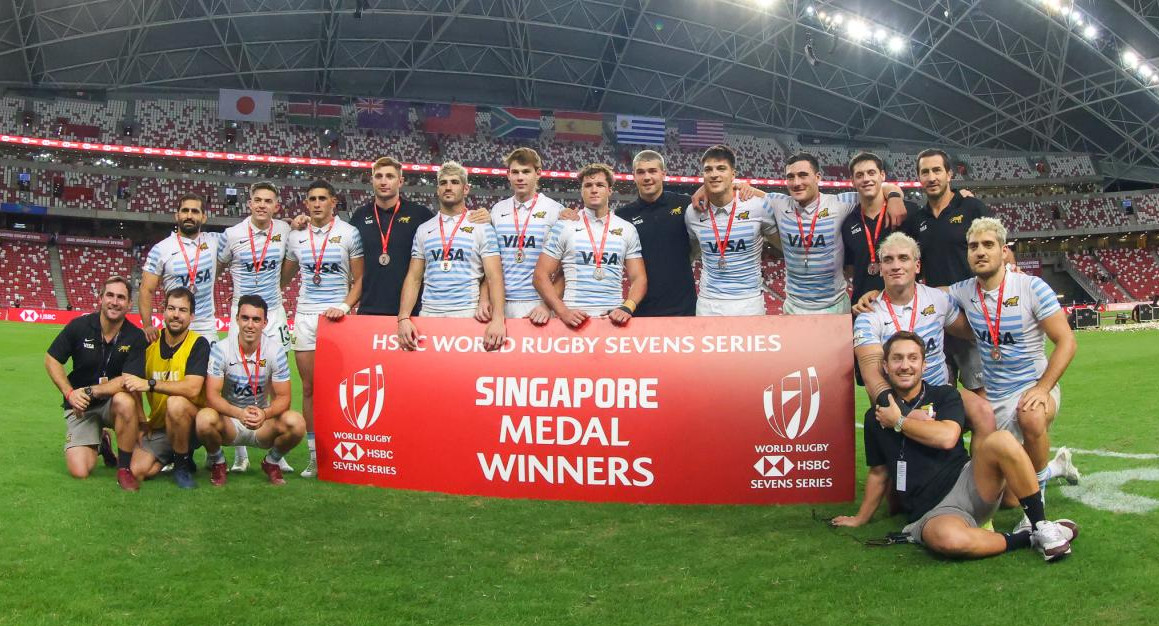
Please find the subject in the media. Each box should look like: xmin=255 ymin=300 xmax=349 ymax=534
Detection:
xmin=764 ymin=192 xmax=858 ymax=309
xmin=542 ymin=208 xmax=642 ymax=311
xmin=143 ymin=231 xmax=221 ymax=323
xmin=685 ymin=196 xmax=776 ymax=299
xmin=208 ymin=333 xmax=291 ymax=409
xmin=852 ymin=283 xmax=960 ymax=385
xmin=218 ymin=217 xmax=291 ymax=311
xmin=412 ymin=211 xmax=500 ymax=313
xmin=948 ymin=272 xmax=1061 ymax=398
xmin=286 ymin=217 xmax=363 ymax=314
xmin=489 ymin=193 xmax=564 ymax=302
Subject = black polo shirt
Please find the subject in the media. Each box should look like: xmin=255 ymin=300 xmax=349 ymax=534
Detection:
xmin=616 ymin=190 xmax=696 ymax=317
xmin=47 ymin=313 xmax=147 ymax=408
xmin=863 ymin=383 xmax=968 ymax=522
xmin=907 ymin=192 xmax=990 ymax=288
xmin=350 ymin=197 xmax=433 ymax=315
xmin=841 ymin=200 xmax=921 ymax=302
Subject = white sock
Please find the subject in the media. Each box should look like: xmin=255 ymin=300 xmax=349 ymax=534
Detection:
xmin=1036 ymin=467 xmax=1050 ymax=503
xmin=307 ymin=432 xmax=316 ymax=459
xmin=234 ymin=446 xmax=249 ymax=461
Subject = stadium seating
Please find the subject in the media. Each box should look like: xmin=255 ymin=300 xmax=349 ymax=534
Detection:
xmin=135 ymin=99 xmax=221 ymax=150
xmin=1062 ymin=197 xmax=1130 ymax=230
xmin=1066 ymin=252 xmax=1126 ymax=302
xmin=0 ymin=241 xmax=56 ymax=309
xmin=130 ymin=177 xmax=220 ymax=214
xmin=31 ymin=98 xmax=127 ymax=143
xmin=1133 ymin=193 xmax=1159 ymax=225
xmin=962 ymin=155 xmax=1037 ymax=181
xmin=58 ymin=244 xmax=137 ymax=310
xmin=1096 ymin=248 xmax=1159 ymax=301
xmin=987 ymin=199 xmax=1057 ymax=233
xmin=1045 ymin=154 xmax=1097 ymax=178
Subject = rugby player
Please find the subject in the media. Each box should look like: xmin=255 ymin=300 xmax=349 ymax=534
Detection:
xmin=946 ymin=218 xmax=1079 ymax=523
xmin=44 ymin=276 xmax=148 ymax=490
xmin=397 ymin=161 xmax=506 ymax=349
xmin=477 ymin=147 xmax=565 ymax=324
xmin=123 ymin=287 xmax=208 ymax=488
xmin=281 ymin=179 xmax=364 ymax=477
xmin=350 ymin=157 xmax=432 ymax=316
xmin=840 ymin=153 xmax=920 ymax=304
xmin=833 ymin=332 xmax=1080 ymax=562
xmin=685 ymin=144 xmax=778 ymax=316
xmin=852 ymin=233 xmax=996 ymax=440
xmin=139 ymin=193 xmax=219 ymax=343
xmin=217 ymin=181 xmax=294 ymax=473
xmin=534 ymin=163 xmax=646 ymax=326
xmin=196 ymin=296 xmax=305 ymax=486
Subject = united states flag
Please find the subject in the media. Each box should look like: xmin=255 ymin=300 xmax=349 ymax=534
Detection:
xmin=677 ymin=120 xmax=726 ymax=148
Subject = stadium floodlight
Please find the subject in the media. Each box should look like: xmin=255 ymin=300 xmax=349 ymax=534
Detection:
xmin=805 ymin=5 xmax=814 ymax=14
xmin=1123 ymin=50 xmax=1139 ymax=69
xmin=1083 ymin=24 xmax=1098 ymax=40
xmin=874 ymin=28 xmax=888 ymax=43
xmin=832 ymin=13 xmax=844 ymax=25
xmin=1141 ymin=65 xmax=1155 ymax=80
xmin=846 ymin=20 xmax=869 ymax=41
xmin=888 ymin=36 xmax=906 ymax=53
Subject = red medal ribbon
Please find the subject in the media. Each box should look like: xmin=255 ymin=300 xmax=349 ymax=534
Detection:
xmin=439 ymin=210 xmax=468 ymax=264
xmin=247 ymin=220 xmax=273 ymax=288
xmin=976 ymin=276 xmax=1006 ymax=356
xmin=884 ymin=289 xmax=919 ymax=333
xmin=796 ymin=196 xmax=821 ymax=261
xmin=308 ymin=217 xmax=336 ymax=284
xmin=707 ymin=197 xmax=738 ymax=268
xmin=582 ymin=209 xmax=612 ymax=272
xmin=372 ymin=197 xmax=400 ymax=256
xmin=176 ymin=233 xmax=202 ymax=289
xmin=238 ymin=336 xmax=262 ymax=399
xmin=512 ymin=193 xmax=539 ymax=254
xmin=860 ymin=209 xmax=886 ymax=265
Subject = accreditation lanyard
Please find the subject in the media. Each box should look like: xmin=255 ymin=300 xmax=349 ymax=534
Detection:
xmin=582 ymin=210 xmax=612 ymax=273
xmin=373 ymin=198 xmax=400 ymax=254
xmin=308 ymin=218 xmax=336 ymax=284
xmin=176 ymin=234 xmax=203 ymax=288
xmin=884 ymin=290 xmax=919 ymax=333
xmin=707 ymin=197 xmax=738 ymax=269
xmin=247 ymin=221 xmax=273 ymax=289
xmin=238 ymin=336 xmax=262 ymax=398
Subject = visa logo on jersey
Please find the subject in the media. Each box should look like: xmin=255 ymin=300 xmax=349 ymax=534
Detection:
xmin=580 ymin=251 xmax=621 ymax=266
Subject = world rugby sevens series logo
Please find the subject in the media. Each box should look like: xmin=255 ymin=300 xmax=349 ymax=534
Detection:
xmin=763 ymin=367 xmax=820 ymax=440
xmin=338 ymin=365 xmax=385 ymax=431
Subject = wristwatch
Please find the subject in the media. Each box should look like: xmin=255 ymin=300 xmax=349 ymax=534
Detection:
xmin=83 ymin=386 xmax=93 ymax=398
xmin=148 ymin=378 xmax=157 ymax=391
xmin=886 ymin=191 xmax=903 ymax=200
xmin=894 ymin=414 xmax=907 ymax=432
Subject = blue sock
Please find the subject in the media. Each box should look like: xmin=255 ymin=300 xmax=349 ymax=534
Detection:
xmin=265 ymin=448 xmax=284 ymax=463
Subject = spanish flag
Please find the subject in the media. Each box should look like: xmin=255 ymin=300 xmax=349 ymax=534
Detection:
xmin=554 ymin=111 xmax=604 ymax=142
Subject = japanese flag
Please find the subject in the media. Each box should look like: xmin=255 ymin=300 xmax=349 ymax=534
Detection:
xmin=218 ymin=89 xmax=273 ymax=122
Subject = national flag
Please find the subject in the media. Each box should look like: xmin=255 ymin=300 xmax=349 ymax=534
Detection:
xmin=490 ymin=107 xmax=541 ymax=139
xmin=554 ymin=111 xmax=603 ymax=142
xmin=422 ymin=103 xmax=477 ymax=135
xmin=218 ymin=89 xmax=273 ymax=122
xmin=615 ymin=115 xmax=665 ymax=145
xmin=287 ymin=96 xmax=344 ymax=129
xmin=677 ymin=120 xmax=726 ymax=148
xmin=356 ymin=98 xmax=409 ymax=131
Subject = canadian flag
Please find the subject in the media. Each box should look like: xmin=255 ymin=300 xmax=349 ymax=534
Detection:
xmin=218 ymin=89 xmax=273 ymax=122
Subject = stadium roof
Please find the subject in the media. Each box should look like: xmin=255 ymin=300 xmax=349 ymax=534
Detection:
xmin=2 ymin=0 xmax=1158 ymax=181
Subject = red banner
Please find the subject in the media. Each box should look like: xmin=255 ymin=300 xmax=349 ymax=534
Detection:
xmin=57 ymin=234 xmax=130 ymax=249
xmin=314 ymin=316 xmax=855 ymax=505
xmin=0 ymin=229 xmax=50 ymax=243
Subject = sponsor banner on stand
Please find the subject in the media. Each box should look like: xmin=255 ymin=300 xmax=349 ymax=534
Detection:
xmin=4 ymin=308 xmax=232 ymax=330
xmin=314 ymin=315 xmax=855 ymax=505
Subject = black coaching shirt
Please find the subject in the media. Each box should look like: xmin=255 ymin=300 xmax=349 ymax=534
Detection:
xmin=351 ymin=197 xmax=433 ymax=315
xmin=47 ymin=313 xmax=147 ymax=408
xmin=616 ymin=191 xmax=696 ymax=317
xmin=907 ymin=192 xmax=991 ymax=288
xmin=841 ymin=200 xmax=920 ymax=303
xmin=863 ymin=383 xmax=969 ymax=522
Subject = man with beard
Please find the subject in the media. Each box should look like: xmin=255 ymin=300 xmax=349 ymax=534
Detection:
xmin=397 ymin=161 xmax=506 ymax=349
xmin=123 ymin=287 xmax=209 ymax=489
xmin=350 ymin=157 xmax=432 ymax=316
xmin=44 ymin=276 xmax=148 ymax=490
xmin=140 ymin=193 xmax=219 ymax=344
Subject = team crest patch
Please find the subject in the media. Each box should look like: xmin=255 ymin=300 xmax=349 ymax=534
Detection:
xmin=271 ymin=234 xmax=282 ymax=242
xmin=737 ymin=211 xmax=750 ymax=219
xmin=399 ymin=216 xmax=412 ymax=223
xmin=329 ymin=236 xmax=342 ymax=243
xmin=950 ymin=214 xmax=963 ymax=224
xmin=610 ymin=228 xmax=623 ymax=236
xmin=670 ymin=207 xmax=683 ymax=215
xmin=119 ymin=345 xmax=130 ymax=352
xmin=818 ymin=208 xmax=830 ymax=218
xmin=259 ymin=359 xmax=267 ymax=367
xmin=199 ymin=242 xmax=210 ymax=250
xmin=461 ymin=226 xmax=474 ymax=233
xmin=919 ymin=403 xmax=937 ymax=418
xmin=921 ymin=305 xmax=936 ymax=316
xmin=533 ymin=211 xmax=546 ymax=218
xmin=1003 ymin=296 xmax=1020 ymax=307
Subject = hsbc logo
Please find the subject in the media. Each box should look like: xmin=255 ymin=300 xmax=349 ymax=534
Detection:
xmin=334 ymin=441 xmax=365 ymax=462
xmin=754 ymin=455 xmax=794 ymax=478
xmin=215 ymin=317 xmax=226 ymax=331
xmin=339 ymin=365 xmax=385 ymax=431
xmin=763 ymin=367 xmax=820 ymax=440
xmin=19 ymin=309 xmax=39 ymax=322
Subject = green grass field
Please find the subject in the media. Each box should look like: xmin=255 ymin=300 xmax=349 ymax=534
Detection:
xmin=1 ymin=320 xmax=1157 ymax=624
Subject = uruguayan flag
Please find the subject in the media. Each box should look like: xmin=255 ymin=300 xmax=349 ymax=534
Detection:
xmin=615 ymin=115 xmax=666 ymax=145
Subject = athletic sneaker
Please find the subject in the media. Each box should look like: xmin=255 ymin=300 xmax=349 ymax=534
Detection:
xmin=1031 ymin=521 xmax=1073 ymax=562
xmin=230 ymin=455 xmax=250 ymax=473
xmin=98 ymin=430 xmax=117 ymax=468
xmin=1048 ymin=448 xmax=1081 ymax=485
xmin=278 ymin=457 xmax=294 ymax=473
xmin=1055 ymin=519 xmax=1080 ymax=543
xmin=116 ymin=468 xmax=139 ymax=492
xmin=209 ymin=462 xmax=228 ymax=487
xmin=301 ymin=457 xmax=317 ymax=479
xmin=261 ymin=459 xmax=286 ymax=486
xmin=1012 ymin=515 xmax=1032 ymax=535
xmin=173 ymin=465 xmax=197 ymax=489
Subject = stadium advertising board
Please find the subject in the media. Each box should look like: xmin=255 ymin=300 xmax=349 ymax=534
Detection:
xmin=57 ymin=235 xmax=130 ymax=249
xmin=313 ymin=316 xmax=855 ymax=505
xmin=4 ymin=308 xmax=229 ymax=331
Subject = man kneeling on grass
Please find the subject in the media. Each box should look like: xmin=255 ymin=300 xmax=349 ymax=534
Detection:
xmin=831 ymin=331 xmax=1079 ymax=562
xmin=195 ymin=295 xmax=305 ymax=486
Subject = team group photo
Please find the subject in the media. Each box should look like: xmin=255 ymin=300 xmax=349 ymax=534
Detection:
xmin=2 ymin=1 xmax=1157 ymax=623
